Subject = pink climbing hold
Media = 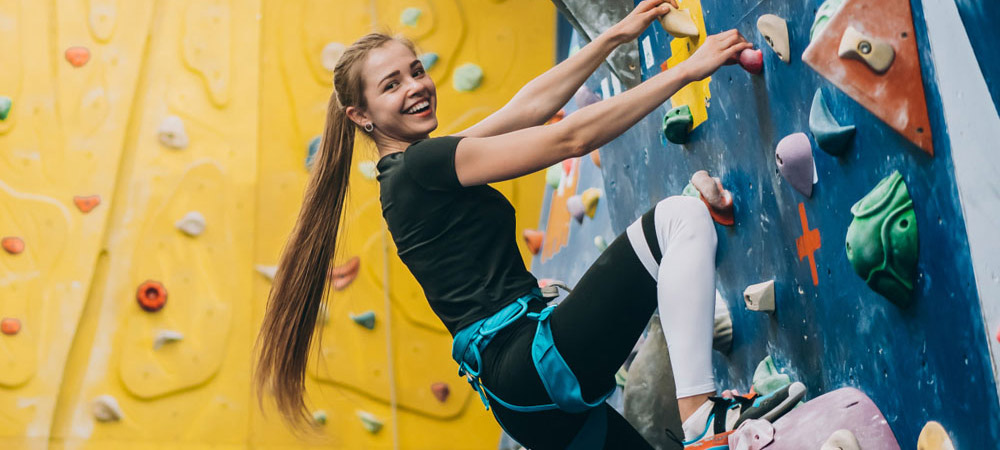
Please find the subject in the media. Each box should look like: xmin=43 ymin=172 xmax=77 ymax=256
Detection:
xmin=775 ymin=133 xmax=815 ymax=198
xmin=566 ymin=195 xmax=585 ymax=223
xmin=431 ymin=382 xmax=450 ymax=402
xmin=739 ymin=48 xmax=764 ymax=74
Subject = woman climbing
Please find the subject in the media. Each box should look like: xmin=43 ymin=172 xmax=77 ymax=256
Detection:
xmin=254 ymin=1 xmax=781 ymax=448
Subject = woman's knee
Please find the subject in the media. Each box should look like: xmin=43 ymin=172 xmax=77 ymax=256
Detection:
xmin=654 ymin=196 xmax=717 ymax=246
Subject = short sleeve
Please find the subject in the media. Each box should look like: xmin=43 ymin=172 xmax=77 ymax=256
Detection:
xmin=403 ymin=136 xmax=465 ymax=191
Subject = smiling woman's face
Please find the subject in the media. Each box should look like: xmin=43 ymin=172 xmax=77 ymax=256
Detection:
xmin=355 ymin=40 xmax=438 ymax=142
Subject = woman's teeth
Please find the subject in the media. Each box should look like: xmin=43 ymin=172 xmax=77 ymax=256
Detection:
xmin=405 ymin=101 xmax=430 ymax=114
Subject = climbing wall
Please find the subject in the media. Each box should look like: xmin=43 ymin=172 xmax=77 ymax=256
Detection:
xmin=0 ymin=0 xmax=552 ymax=448
xmin=531 ymin=0 xmax=1000 ymax=448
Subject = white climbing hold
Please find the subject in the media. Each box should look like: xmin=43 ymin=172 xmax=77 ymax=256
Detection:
xmin=157 ymin=115 xmax=189 ymax=149
xmin=658 ymin=6 xmax=700 ymax=39
xmin=255 ymin=265 xmax=277 ymax=281
xmin=453 ymin=63 xmax=484 ymax=92
xmin=757 ymin=14 xmax=790 ymax=63
xmin=744 ymin=280 xmax=775 ymax=312
xmin=313 ymin=410 xmax=328 ymax=425
xmin=546 ymin=165 xmax=563 ymax=189
xmin=358 ymin=161 xmax=377 ymax=180
xmin=153 ymin=329 xmax=184 ymax=350
xmin=357 ymin=410 xmax=383 ymax=434
xmin=820 ymin=429 xmax=861 ymax=450
xmin=838 ymin=25 xmax=895 ymax=74
xmin=594 ymin=235 xmax=608 ymax=252
xmin=92 ymin=394 xmax=123 ymax=422
xmin=175 ymin=211 xmax=206 ymax=237
xmin=566 ymin=195 xmax=585 ymax=223
xmin=321 ymin=42 xmax=346 ymax=72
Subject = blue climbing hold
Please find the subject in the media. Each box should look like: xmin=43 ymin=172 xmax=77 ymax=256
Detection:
xmin=809 ymin=89 xmax=855 ymax=156
xmin=306 ymin=135 xmax=321 ymax=170
xmin=350 ymin=311 xmax=377 ymax=329
xmin=419 ymin=52 xmax=439 ymax=70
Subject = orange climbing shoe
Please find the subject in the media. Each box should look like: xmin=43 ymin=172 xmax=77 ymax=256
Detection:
xmin=690 ymin=170 xmax=734 ymax=226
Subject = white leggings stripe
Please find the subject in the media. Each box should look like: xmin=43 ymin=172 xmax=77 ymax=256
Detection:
xmin=626 ymin=219 xmax=659 ymax=280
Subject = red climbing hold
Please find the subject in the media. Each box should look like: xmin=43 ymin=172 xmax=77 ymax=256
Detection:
xmin=330 ymin=256 xmax=360 ymax=291
xmin=561 ymin=158 xmax=574 ymax=176
xmin=2 ymin=237 xmax=24 ymax=254
xmin=136 ymin=280 xmax=168 ymax=312
xmin=431 ymin=382 xmax=450 ymax=402
xmin=65 ymin=46 xmax=91 ymax=67
xmin=795 ymin=203 xmax=822 ymax=286
xmin=739 ymin=48 xmax=764 ymax=74
xmin=74 ymin=195 xmax=101 ymax=213
xmin=1 ymin=318 xmax=20 ymax=335
xmin=523 ymin=229 xmax=544 ymax=255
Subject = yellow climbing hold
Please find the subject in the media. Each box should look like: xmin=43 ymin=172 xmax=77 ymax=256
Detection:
xmin=917 ymin=421 xmax=955 ymax=450
xmin=581 ymin=188 xmax=602 ymax=218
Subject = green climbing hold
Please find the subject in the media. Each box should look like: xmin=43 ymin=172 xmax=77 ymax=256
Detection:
xmin=752 ymin=355 xmax=791 ymax=396
xmin=662 ymin=105 xmax=693 ymax=145
xmin=305 ymin=135 xmax=321 ymax=170
xmin=418 ymin=52 xmax=439 ymax=70
xmin=546 ymin=164 xmax=562 ymax=189
xmin=350 ymin=310 xmax=377 ymax=329
xmin=453 ymin=63 xmax=483 ymax=92
xmin=681 ymin=182 xmax=700 ymax=199
xmin=0 ymin=96 xmax=11 ymax=121
xmin=810 ymin=0 xmax=844 ymax=42
xmin=845 ymin=171 xmax=918 ymax=306
xmin=400 ymin=7 xmax=422 ymax=26
xmin=357 ymin=410 xmax=383 ymax=434
xmin=313 ymin=410 xmax=328 ymax=425
xmin=614 ymin=365 xmax=628 ymax=387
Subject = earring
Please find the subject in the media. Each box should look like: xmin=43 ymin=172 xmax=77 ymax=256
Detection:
xmin=364 ymin=123 xmax=374 ymax=132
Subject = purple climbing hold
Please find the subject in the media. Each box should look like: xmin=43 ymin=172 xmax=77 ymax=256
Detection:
xmin=775 ymin=133 xmax=815 ymax=198
xmin=767 ymin=387 xmax=900 ymax=449
xmin=574 ymin=85 xmax=601 ymax=109
xmin=566 ymin=195 xmax=585 ymax=223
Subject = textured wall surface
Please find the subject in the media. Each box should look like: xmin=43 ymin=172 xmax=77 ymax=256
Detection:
xmin=0 ymin=1 xmax=553 ymax=448
xmin=532 ymin=0 xmax=999 ymax=448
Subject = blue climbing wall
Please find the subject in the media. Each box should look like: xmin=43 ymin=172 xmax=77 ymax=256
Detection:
xmin=532 ymin=1 xmax=999 ymax=447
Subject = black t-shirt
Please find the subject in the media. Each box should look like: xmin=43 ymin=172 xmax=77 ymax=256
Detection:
xmin=376 ymin=136 xmax=538 ymax=335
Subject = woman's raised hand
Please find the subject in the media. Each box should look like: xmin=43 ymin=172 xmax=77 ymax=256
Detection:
xmin=677 ymin=29 xmax=754 ymax=82
xmin=607 ymin=0 xmax=680 ymax=43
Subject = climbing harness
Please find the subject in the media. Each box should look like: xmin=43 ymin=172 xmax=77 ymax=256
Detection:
xmin=451 ymin=283 xmax=615 ymax=447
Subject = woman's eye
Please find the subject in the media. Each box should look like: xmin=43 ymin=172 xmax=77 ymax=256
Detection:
xmin=413 ymin=68 xmax=425 ymax=77
xmin=385 ymin=81 xmax=399 ymax=90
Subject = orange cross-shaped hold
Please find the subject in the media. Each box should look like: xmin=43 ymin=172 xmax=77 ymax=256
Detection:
xmin=795 ymin=202 xmax=822 ymax=286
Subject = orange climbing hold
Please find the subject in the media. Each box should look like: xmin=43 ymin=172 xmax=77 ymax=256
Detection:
xmin=545 ymin=109 xmax=566 ymax=125
xmin=590 ymin=149 xmax=601 ymax=168
xmin=2 ymin=237 xmax=24 ymax=254
xmin=796 ymin=203 xmax=822 ymax=286
xmin=73 ymin=195 xmax=101 ymax=213
xmin=65 ymin=46 xmax=91 ymax=67
xmin=136 ymin=280 xmax=168 ymax=312
xmin=1 ymin=318 xmax=20 ymax=335
xmin=330 ymin=256 xmax=360 ymax=291
xmin=431 ymin=382 xmax=450 ymax=402
xmin=523 ymin=229 xmax=544 ymax=255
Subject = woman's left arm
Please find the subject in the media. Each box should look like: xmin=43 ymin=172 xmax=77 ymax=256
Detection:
xmin=455 ymin=0 xmax=676 ymax=138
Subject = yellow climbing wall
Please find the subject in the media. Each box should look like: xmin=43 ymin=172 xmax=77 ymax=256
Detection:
xmin=0 ymin=0 xmax=552 ymax=448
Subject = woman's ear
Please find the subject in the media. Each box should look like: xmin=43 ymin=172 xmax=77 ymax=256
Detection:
xmin=344 ymin=106 xmax=370 ymax=129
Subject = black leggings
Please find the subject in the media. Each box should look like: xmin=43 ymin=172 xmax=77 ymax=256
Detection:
xmin=478 ymin=209 xmax=668 ymax=449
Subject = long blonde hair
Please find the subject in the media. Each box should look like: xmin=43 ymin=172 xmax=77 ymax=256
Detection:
xmin=252 ymin=32 xmax=416 ymax=433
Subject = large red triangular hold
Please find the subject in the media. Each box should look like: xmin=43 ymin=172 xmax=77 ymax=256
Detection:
xmin=803 ymin=0 xmax=933 ymax=155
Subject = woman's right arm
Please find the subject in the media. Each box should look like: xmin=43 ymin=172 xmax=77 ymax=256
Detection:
xmin=452 ymin=29 xmax=753 ymax=188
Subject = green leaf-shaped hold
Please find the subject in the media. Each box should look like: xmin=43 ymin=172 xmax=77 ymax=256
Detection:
xmin=350 ymin=310 xmax=376 ymax=329
xmin=662 ymin=105 xmax=693 ymax=145
xmin=0 ymin=96 xmax=11 ymax=121
xmin=845 ymin=171 xmax=918 ymax=306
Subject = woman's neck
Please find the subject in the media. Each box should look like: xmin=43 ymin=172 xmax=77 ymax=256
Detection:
xmin=373 ymin=132 xmax=427 ymax=159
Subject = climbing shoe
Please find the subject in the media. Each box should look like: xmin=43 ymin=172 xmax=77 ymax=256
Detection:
xmin=680 ymin=382 xmax=807 ymax=448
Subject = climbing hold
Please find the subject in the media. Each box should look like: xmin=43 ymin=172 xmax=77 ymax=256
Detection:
xmin=574 ymin=85 xmax=601 ymax=109
xmin=321 ymin=42 xmax=345 ymax=72
xmin=2 ymin=237 xmax=25 ymax=254
xmin=739 ymin=48 xmax=763 ymax=74
xmin=728 ymin=419 xmax=775 ymax=450
xmin=845 ymin=171 xmax=918 ymax=306
xmin=743 ymin=280 xmax=775 ymax=312
xmin=797 ymin=202 xmax=822 ymax=286
xmin=65 ymin=46 xmax=91 ymax=67
xmin=305 ymin=135 xmax=321 ymax=170
xmin=0 ymin=96 xmax=11 ymax=120
xmin=1 ymin=318 xmax=21 ymax=335
xmin=418 ymin=52 xmax=439 ymax=70
xmin=153 ymin=329 xmax=184 ymax=350
xmin=523 ymin=229 xmax=544 ymax=255
xmin=431 ymin=382 xmax=450 ymax=402
xmin=357 ymin=410 xmax=383 ymax=434
xmin=752 ymin=355 xmax=791 ymax=396
xmin=757 ymin=14 xmax=790 ymax=63
xmin=614 ymin=366 xmax=628 ymax=387
xmin=313 ymin=410 xmax=328 ymax=425
xmin=545 ymin=165 xmax=562 ymax=189
xmin=713 ymin=291 xmax=733 ymax=353
xmin=594 ymin=235 xmax=608 ymax=252
xmin=358 ymin=160 xmax=377 ymax=180
xmin=566 ymin=195 xmax=585 ymax=223
xmin=581 ymin=188 xmax=601 ymax=219
xmin=92 ymin=395 xmax=123 ymax=422
xmin=821 ymin=429 xmax=861 ymax=450
xmin=662 ymin=104 xmax=693 ymax=145
xmin=73 ymin=195 xmax=101 ymax=213
xmin=350 ymin=311 xmax=376 ymax=329
xmin=453 ymin=63 xmax=483 ymax=92
xmin=838 ymin=25 xmax=895 ymax=74
xmin=135 ymin=280 xmax=167 ymax=312
xmin=917 ymin=421 xmax=954 ymax=450
xmin=330 ymin=256 xmax=360 ymax=291
xmin=810 ymin=0 xmax=845 ymax=43
xmin=775 ymin=133 xmax=815 ymax=198
xmin=255 ymin=265 xmax=277 ymax=281
xmin=157 ymin=115 xmax=189 ymax=150
xmin=175 ymin=211 xmax=206 ymax=237
xmin=545 ymin=109 xmax=566 ymax=125
xmin=689 ymin=171 xmax=735 ymax=226
xmin=590 ymin=149 xmax=601 ymax=168
xmin=400 ymin=7 xmax=422 ymax=26
xmin=809 ymin=89 xmax=855 ymax=156
xmin=658 ymin=6 xmax=699 ymax=39
xmin=561 ymin=159 xmax=574 ymax=176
